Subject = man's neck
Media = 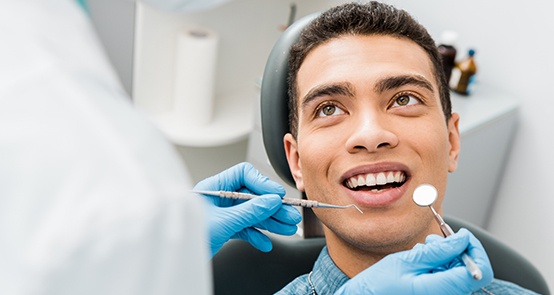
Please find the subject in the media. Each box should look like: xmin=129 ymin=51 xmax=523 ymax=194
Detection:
xmin=323 ymin=223 xmax=442 ymax=278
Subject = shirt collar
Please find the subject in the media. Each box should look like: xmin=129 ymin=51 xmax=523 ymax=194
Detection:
xmin=310 ymin=246 xmax=350 ymax=294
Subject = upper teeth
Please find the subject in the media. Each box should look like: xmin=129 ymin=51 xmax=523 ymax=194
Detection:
xmin=346 ymin=171 xmax=406 ymax=189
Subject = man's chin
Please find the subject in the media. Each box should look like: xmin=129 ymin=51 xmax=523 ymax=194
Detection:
xmin=325 ymin=220 xmax=430 ymax=254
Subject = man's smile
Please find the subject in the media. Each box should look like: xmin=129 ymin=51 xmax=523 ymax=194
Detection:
xmin=337 ymin=163 xmax=411 ymax=207
xmin=344 ymin=170 xmax=407 ymax=192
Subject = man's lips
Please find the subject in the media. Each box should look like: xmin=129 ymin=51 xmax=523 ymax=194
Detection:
xmin=340 ymin=166 xmax=410 ymax=207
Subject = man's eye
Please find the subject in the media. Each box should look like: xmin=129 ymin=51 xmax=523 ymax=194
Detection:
xmin=317 ymin=103 xmax=345 ymax=117
xmin=392 ymin=93 xmax=421 ymax=107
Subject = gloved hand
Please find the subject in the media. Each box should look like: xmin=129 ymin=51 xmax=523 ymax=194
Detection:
xmin=193 ymin=162 xmax=302 ymax=257
xmin=335 ymin=228 xmax=494 ymax=295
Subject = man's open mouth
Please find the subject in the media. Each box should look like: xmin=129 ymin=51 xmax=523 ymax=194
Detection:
xmin=344 ymin=171 xmax=407 ymax=192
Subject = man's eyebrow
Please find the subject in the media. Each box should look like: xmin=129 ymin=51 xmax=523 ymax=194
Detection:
xmin=374 ymin=75 xmax=434 ymax=94
xmin=301 ymin=82 xmax=355 ymax=108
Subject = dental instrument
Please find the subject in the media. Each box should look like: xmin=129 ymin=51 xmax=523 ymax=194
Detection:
xmin=412 ymin=184 xmax=483 ymax=280
xmin=192 ymin=190 xmax=364 ymax=214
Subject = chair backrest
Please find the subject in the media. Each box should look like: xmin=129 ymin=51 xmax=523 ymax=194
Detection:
xmin=445 ymin=215 xmax=550 ymax=295
xmin=212 ymin=237 xmax=325 ymax=295
xmin=244 ymin=12 xmax=551 ymax=295
xmin=212 ymin=216 xmax=550 ymax=295
xmin=260 ymin=12 xmax=318 ymax=188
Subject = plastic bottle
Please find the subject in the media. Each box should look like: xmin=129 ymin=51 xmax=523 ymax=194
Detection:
xmin=449 ymin=49 xmax=477 ymax=95
xmin=437 ymin=31 xmax=458 ymax=83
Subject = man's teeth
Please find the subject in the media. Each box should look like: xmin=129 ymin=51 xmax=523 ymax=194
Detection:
xmin=346 ymin=171 xmax=406 ymax=189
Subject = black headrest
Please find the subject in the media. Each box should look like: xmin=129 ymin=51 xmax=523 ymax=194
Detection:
xmin=260 ymin=13 xmax=318 ymax=187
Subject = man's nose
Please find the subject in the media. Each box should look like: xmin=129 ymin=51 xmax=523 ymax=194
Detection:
xmin=344 ymin=113 xmax=399 ymax=153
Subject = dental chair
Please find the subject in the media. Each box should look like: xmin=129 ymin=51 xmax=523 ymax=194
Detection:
xmin=212 ymin=14 xmax=550 ymax=295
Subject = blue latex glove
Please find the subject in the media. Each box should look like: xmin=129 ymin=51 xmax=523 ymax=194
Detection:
xmin=193 ymin=162 xmax=302 ymax=257
xmin=335 ymin=228 xmax=494 ymax=295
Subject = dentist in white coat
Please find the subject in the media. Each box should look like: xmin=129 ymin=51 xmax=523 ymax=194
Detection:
xmin=0 ymin=0 xmax=301 ymax=294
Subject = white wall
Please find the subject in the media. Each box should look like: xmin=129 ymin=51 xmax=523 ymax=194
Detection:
xmin=385 ymin=0 xmax=554 ymax=289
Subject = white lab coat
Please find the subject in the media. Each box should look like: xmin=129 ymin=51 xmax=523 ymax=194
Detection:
xmin=0 ymin=0 xmax=211 ymax=294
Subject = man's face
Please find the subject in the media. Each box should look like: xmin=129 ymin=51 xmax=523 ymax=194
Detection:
xmin=284 ymin=35 xmax=460 ymax=254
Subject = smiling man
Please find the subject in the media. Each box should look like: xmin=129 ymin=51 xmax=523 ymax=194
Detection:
xmin=277 ymin=2 xmax=536 ymax=294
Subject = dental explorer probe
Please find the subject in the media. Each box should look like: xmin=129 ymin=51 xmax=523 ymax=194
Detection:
xmin=192 ymin=190 xmax=364 ymax=214
xmin=413 ymin=184 xmax=483 ymax=281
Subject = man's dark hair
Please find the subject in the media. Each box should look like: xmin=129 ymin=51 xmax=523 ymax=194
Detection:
xmin=287 ymin=1 xmax=451 ymax=137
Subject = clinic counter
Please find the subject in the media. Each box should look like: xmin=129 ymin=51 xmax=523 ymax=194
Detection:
xmin=445 ymin=84 xmax=519 ymax=228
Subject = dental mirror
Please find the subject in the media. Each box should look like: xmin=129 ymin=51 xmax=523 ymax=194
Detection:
xmin=412 ymin=183 xmax=483 ymax=280
xmin=412 ymin=184 xmax=438 ymax=207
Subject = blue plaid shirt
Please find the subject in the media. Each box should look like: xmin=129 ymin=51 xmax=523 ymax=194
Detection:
xmin=276 ymin=246 xmax=539 ymax=295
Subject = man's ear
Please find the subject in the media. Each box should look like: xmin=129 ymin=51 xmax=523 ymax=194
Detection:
xmin=447 ymin=113 xmax=461 ymax=173
xmin=283 ymin=133 xmax=305 ymax=191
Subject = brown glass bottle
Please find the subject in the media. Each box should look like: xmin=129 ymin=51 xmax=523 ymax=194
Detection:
xmin=450 ymin=49 xmax=477 ymax=95
xmin=437 ymin=31 xmax=458 ymax=83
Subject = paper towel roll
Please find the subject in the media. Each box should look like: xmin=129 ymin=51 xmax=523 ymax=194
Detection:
xmin=173 ymin=27 xmax=219 ymax=126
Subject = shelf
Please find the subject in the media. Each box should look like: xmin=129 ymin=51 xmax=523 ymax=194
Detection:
xmin=451 ymin=84 xmax=520 ymax=136
xmin=150 ymin=92 xmax=254 ymax=147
